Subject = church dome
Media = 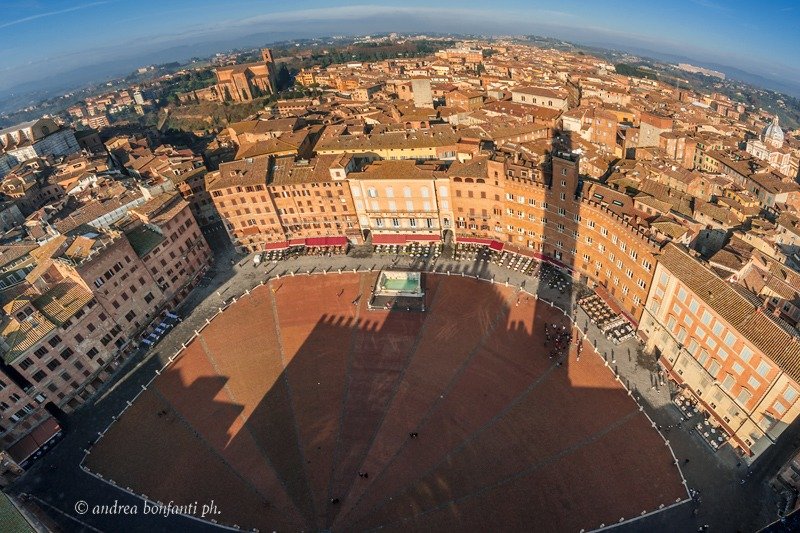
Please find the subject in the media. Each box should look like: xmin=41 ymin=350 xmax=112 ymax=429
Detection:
xmin=762 ymin=116 xmax=784 ymax=147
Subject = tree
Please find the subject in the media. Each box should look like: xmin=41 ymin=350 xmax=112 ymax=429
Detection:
xmin=276 ymin=64 xmax=292 ymax=92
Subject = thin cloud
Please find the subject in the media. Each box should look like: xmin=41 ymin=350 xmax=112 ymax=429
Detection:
xmin=0 ymin=1 xmax=112 ymax=30
xmin=688 ymin=0 xmax=730 ymax=13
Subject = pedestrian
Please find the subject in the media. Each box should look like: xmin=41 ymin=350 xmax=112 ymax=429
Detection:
xmin=684 ymin=458 xmax=690 ymax=464
xmin=409 ymin=432 xmax=418 ymax=439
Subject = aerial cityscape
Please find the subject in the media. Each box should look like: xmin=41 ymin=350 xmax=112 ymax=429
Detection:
xmin=1 ymin=1 xmax=800 ymax=532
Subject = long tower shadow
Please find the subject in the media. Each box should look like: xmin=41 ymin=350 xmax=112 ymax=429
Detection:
xmin=84 ymin=266 xmax=686 ymax=532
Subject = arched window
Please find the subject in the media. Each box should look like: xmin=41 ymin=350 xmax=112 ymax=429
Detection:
xmin=421 ymin=186 xmax=429 ymax=198
xmin=368 ymin=188 xmax=377 ymax=198
xmin=403 ymin=186 xmax=412 ymax=197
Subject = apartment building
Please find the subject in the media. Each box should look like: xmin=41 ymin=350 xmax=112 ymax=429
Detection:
xmin=208 ymin=154 xmax=360 ymax=253
xmin=510 ymin=86 xmax=569 ymax=111
xmin=170 ymin=166 xmax=219 ymax=226
xmin=347 ymin=159 xmax=453 ymax=244
xmin=315 ymin=125 xmax=475 ymax=162
xmin=127 ymin=192 xmax=212 ymax=306
xmin=448 ymin=157 xmax=503 ymax=242
xmin=0 ymin=193 xmax=211 ymax=474
xmin=481 ymin=150 xmax=658 ymax=321
xmin=639 ymin=243 xmax=800 ymax=461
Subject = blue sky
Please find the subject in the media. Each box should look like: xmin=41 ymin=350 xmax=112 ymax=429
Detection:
xmin=1 ymin=0 xmax=799 ymax=95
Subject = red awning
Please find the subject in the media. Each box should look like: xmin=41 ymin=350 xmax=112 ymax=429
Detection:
xmin=305 ymin=237 xmax=328 ymax=247
xmin=325 ymin=236 xmax=348 ymax=246
xmin=305 ymin=236 xmax=348 ymax=247
xmin=372 ymin=234 xmax=441 ymax=245
xmin=372 ymin=234 xmax=407 ymax=244
xmin=406 ymin=234 xmax=440 ymax=242
xmin=457 ymin=237 xmax=493 ymax=246
xmin=489 ymin=240 xmax=505 ymax=251
xmin=287 ymin=238 xmax=306 ymax=247
xmin=8 ymin=417 xmax=61 ymax=463
xmin=263 ymin=241 xmax=289 ymax=251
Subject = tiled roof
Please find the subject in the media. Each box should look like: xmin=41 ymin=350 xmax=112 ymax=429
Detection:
xmin=1 ymin=309 xmax=56 ymax=363
xmin=32 ymin=281 xmax=92 ymax=326
xmin=63 ymin=236 xmax=96 ymax=261
xmin=660 ymin=244 xmax=800 ymax=383
xmin=210 ymin=155 xmax=270 ymax=191
xmin=447 ymin=156 xmax=489 ymax=178
xmin=350 ymin=159 xmax=446 ymax=181
xmin=511 ymin=85 xmax=568 ymax=99
xmin=316 ymin=125 xmax=474 ymax=152
xmin=0 ymin=244 xmax=37 ymax=268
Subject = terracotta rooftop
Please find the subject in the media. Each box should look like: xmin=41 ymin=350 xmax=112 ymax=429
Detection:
xmin=350 ymin=159 xmax=447 ymax=181
xmin=210 ymin=155 xmax=271 ymax=191
xmin=32 ymin=280 xmax=93 ymax=326
xmin=659 ymin=244 xmax=800 ymax=383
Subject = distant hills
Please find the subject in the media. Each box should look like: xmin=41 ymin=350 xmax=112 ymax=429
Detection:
xmin=2 ymin=29 xmax=799 ymax=117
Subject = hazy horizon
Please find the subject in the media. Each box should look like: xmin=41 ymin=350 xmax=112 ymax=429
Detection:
xmin=1 ymin=1 xmax=799 ymax=104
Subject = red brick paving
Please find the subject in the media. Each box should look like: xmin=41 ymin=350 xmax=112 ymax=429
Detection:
xmin=272 ymin=273 xmax=364 ymax=528
xmin=87 ymin=273 xmax=685 ymax=532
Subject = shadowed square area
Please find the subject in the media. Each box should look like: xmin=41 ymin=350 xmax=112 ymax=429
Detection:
xmin=85 ymin=272 xmax=686 ymax=532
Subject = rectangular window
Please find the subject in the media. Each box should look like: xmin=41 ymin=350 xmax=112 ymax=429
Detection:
xmin=737 ymin=389 xmax=752 ymax=406
xmin=747 ymin=376 xmax=761 ymax=389
xmin=708 ymin=360 xmax=721 ymax=377
xmin=687 ymin=340 xmax=699 ymax=355
xmin=724 ymin=332 xmax=736 ymax=348
xmin=722 ymin=374 xmax=735 ymax=391
xmin=784 ymin=386 xmax=798 ymax=403
xmin=740 ymin=346 xmax=754 ymax=363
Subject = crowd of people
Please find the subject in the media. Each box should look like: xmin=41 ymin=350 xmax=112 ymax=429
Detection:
xmin=544 ymin=322 xmax=582 ymax=366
